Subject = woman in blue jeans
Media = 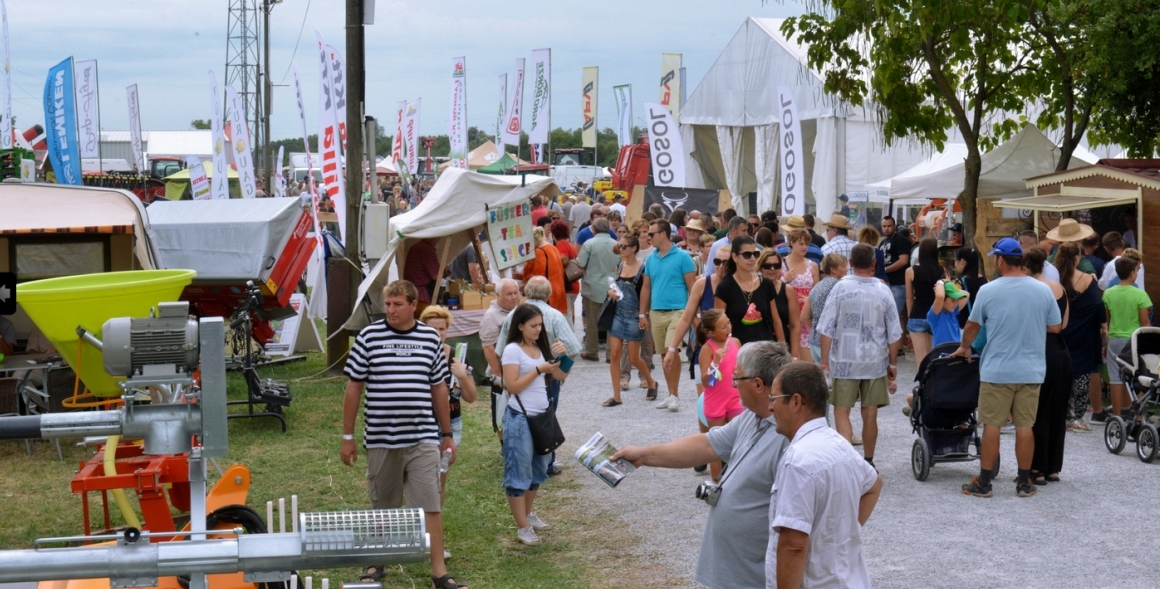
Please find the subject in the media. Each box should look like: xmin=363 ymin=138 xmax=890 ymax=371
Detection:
xmin=501 ymin=304 xmax=567 ymax=546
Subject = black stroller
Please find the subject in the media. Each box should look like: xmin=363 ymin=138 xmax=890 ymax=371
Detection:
xmin=1104 ymin=326 xmax=1160 ymax=463
xmin=909 ymin=341 xmax=998 ymax=481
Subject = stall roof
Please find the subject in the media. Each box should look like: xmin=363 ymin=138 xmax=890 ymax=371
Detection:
xmin=1023 ymin=160 xmax=1160 ymax=191
xmin=991 ymin=189 xmax=1141 ymax=212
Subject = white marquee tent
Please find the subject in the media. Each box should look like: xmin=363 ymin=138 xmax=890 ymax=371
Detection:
xmin=679 ymin=17 xmax=928 ymax=216
xmin=343 ymin=168 xmax=562 ymax=330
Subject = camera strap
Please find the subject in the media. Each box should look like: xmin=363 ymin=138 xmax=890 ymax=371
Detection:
xmin=717 ymin=417 xmax=774 ymax=489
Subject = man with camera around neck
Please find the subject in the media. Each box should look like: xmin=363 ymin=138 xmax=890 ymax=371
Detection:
xmin=612 ymin=341 xmax=792 ymax=589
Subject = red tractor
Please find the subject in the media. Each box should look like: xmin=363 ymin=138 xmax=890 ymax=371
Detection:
xmin=610 ymin=133 xmax=651 ymax=197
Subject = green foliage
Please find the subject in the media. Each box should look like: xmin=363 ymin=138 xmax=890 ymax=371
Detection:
xmin=190 ymin=119 xmax=211 ymax=130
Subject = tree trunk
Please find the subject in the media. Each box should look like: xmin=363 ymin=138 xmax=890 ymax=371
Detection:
xmin=962 ymin=144 xmax=989 ymax=275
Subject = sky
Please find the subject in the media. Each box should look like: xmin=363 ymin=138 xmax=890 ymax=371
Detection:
xmin=4 ymin=0 xmax=808 ymax=142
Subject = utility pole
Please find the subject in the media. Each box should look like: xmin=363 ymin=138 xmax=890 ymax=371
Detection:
xmin=262 ymin=0 xmax=272 ymax=191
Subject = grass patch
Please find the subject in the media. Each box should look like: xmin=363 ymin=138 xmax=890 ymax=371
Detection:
xmin=0 ymin=347 xmax=672 ymax=588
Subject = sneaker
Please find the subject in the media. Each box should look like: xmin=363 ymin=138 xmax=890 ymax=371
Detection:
xmin=1091 ymin=411 xmax=1109 ymax=423
xmin=961 ymin=476 xmax=993 ymax=498
xmin=526 ymin=512 xmax=550 ymax=530
xmin=667 ymin=395 xmax=681 ymax=412
xmin=693 ymin=464 xmax=709 ymax=475
xmin=851 ymin=435 xmax=863 ymax=446
xmin=517 ymin=526 xmax=541 ymax=546
xmin=443 ymin=550 xmax=452 ymax=560
xmin=902 ymin=405 xmax=912 ymax=417
xmin=656 ymin=396 xmax=673 ymax=409
xmin=1016 ymin=481 xmax=1038 ymax=498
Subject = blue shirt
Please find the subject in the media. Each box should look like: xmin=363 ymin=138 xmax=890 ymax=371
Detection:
xmin=926 ymin=306 xmax=962 ymax=348
xmin=644 ymin=245 xmax=695 ymax=310
xmin=576 ymin=226 xmax=616 ymax=246
xmin=968 ymin=276 xmax=1061 ymax=384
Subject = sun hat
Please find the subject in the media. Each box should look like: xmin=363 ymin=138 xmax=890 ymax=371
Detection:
xmin=685 ymin=219 xmax=706 ymax=233
xmin=823 ymin=213 xmax=851 ymax=230
xmin=988 ymin=237 xmax=1023 ymax=257
xmin=943 ymin=281 xmax=968 ymax=300
xmin=1045 ymin=218 xmax=1095 ymax=243
xmin=785 ymin=215 xmax=807 ymax=230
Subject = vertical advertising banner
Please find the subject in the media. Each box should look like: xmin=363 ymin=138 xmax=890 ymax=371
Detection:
xmin=316 ymin=32 xmax=346 ymax=242
xmin=777 ymin=85 xmax=804 ymax=217
xmin=659 ymin=53 xmax=682 ymax=119
xmin=209 ymin=70 xmax=228 ymax=200
xmin=403 ymin=98 xmax=421 ymax=176
xmin=496 ymin=73 xmax=507 ymax=154
xmin=324 ymin=44 xmax=347 ymax=151
xmin=581 ymin=66 xmax=598 ymax=148
xmin=448 ymin=57 xmax=468 ymax=169
xmin=613 ymin=84 xmax=632 ymax=148
xmin=392 ymin=100 xmax=411 ymax=182
xmin=226 ymin=86 xmax=257 ymax=199
xmin=643 ymin=102 xmax=684 ymax=187
xmin=44 ymin=58 xmax=81 ymax=185
xmin=486 ymin=198 xmax=535 ymax=269
xmin=274 ymin=145 xmax=285 ymax=196
xmin=0 ymin=0 xmax=11 ymax=150
xmin=528 ymin=49 xmax=551 ymax=146
xmin=73 ymin=59 xmax=100 ymax=159
xmin=126 ymin=83 xmax=145 ymax=174
xmin=187 ymin=155 xmax=211 ymax=200
xmin=292 ymin=67 xmax=321 ymax=239
xmin=501 ymin=58 xmax=524 ymax=147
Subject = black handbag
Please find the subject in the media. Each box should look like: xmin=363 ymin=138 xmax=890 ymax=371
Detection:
xmin=596 ymin=297 xmax=617 ymax=332
xmin=513 ymin=390 xmax=565 ymax=455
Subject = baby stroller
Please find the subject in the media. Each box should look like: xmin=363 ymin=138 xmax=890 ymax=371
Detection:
xmin=1104 ymin=326 xmax=1160 ymax=463
xmin=909 ymin=341 xmax=998 ymax=481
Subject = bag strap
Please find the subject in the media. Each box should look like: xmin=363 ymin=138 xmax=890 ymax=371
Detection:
xmin=513 ymin=390 xmax=530 ymax=418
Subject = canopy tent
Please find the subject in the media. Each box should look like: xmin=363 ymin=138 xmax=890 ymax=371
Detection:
xmin=162 ymin=161 xmax=241 ymax=200
xmin=476 ymin=153 xmax=525 ymax=175
xmin=343 ymin=168 xmax=563 ymax=330
xmin=376 ymin=156 xmax=402 ymax=176
xmin=679 ymin=17 xmax=928 ymax=216
xmin=437 ymin=140 xmax=511 ymax=172
xmin=888 ymin=125 xmax=1098 ymax=201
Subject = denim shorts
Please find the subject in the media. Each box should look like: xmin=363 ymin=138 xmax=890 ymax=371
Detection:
xmin=907 ymin=317 xmax=931 ymax=334
xmin=451 ymin=416 xmax=463 ymax=447
xmin=889 ymin=285 xmax=907 ymax=318
xmin=502 ymin=407 xmax=551 ymax=496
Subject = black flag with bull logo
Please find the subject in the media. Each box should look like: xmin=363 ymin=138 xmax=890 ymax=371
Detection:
xmin=643 ymin=186 xmax=721 ymax=217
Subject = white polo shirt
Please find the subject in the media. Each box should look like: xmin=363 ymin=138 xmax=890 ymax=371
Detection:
xmin=766 ymin=417 xmax=879 ymax=589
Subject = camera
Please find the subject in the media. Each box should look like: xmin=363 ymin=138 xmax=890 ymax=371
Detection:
xmin=695 ymin=482 xmax=722 ymax=506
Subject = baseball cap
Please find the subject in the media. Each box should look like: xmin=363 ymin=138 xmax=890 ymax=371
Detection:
xmin=943 ymin=281 xmax=968 ymax=300
xmin=949 ymin=223 xmax=963 ymax=233
xmin=988 ymin=237 xmax=1023 ymax=257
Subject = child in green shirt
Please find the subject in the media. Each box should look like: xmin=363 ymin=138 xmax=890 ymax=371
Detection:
xmin=1103 ymin=257 xmax=1153 ymax=416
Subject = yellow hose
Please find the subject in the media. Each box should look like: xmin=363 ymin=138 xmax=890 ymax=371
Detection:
xmin=103 ymin=435 xmax=143 ymax=530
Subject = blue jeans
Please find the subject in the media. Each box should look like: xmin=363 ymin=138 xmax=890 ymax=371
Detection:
xmin=502 ymin=407 xmax=551 ymax=497
xmin=889 ymin=285 xmax=907 ymax=319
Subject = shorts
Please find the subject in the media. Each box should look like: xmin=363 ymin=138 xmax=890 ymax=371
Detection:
xmin=809 ymin=342 xmax=822 ymax=363
xmin=1106 ymin=338 xmax=1129 ymax=385
xmin=451 ymin=416 xmax=463 ymax=447
xmin=830 ymin=377 xmax=890 ymax=408
xmin=704 ymin=405 xmax=745 ymax=422
xmin=502 ymin=407 xmax=552 ymax=496
xmin=978 ymin=382 xmax=1041 ymax=428
xmin=610 ymin=309 xmax=645 ymax=342
xmin=889 ymin=285 xmax=907 ymax=319
xmin=696 ymin=394 xmax=708 ymax=428
xmin=650 ymin=309 xmax=685 ymax=355
xmin=907 ymin=318 xmax=931 ymax=334
xmin=366 ymin=444 xmax=442 ymax=513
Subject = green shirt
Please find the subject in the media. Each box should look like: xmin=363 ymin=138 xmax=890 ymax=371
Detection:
xmin=1104 ymin=284 xmax=1153 ymax=339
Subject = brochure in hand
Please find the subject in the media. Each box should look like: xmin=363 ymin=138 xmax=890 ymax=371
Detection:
xmin=574 ymin=432 xmax=636 ymax=488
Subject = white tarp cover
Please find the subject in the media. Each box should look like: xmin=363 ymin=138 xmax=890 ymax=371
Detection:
xmin=889 ymin=125 xmax=1098 ymax=201
xmin=344 ymin=168 xmax=563 ymax=330
xmin=147 ymin=197 xmax=303 ymax=280
xmin=0 ymin=183 xmax=156 ymax=269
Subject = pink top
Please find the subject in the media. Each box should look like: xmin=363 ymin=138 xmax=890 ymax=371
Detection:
xmin=703 ymin=338 xmax=743 ymax=419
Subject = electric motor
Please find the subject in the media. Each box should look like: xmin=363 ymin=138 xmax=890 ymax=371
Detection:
xmin=103 ymin=302 xmax=199 ymax=378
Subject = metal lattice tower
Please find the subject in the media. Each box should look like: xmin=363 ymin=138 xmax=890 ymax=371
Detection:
xmin=224 ymin=0 xmax=264 ymax=169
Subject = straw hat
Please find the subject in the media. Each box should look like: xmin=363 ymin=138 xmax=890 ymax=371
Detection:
xmin=1045 ymin=218 xmax=1095 ymax=242
xmin=785 ymin=215 xmax=807 ymax=230
xmin=822 ymin=213 xmax=851 ymax=230
xmin=685 ymin=219 xmax=706 ymax=233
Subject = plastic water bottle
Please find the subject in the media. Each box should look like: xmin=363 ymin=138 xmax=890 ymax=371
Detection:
xmin=439 ymin=448 xmax=453 ymax=473
xmin=608 ymin=276 xmax=623 ymax=300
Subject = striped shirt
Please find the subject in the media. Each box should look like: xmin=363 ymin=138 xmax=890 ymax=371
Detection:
xmin=344 ymin=320 xmax=449 ymax=449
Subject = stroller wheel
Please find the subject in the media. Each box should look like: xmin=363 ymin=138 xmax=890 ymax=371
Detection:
xmin=911 ymin=438 xmax=931 ymax=481
xmin=1105 ymin=416 xmax=1127 ymax=455
xmin=1136 ymin=424 xmax=1159 ymax=464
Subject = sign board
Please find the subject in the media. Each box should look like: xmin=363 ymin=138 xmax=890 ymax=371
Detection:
xmin=486 ymin=198 xmax=535 ymax=270
xmin=265 ymin=293 xmax=323 ymax=356
xmin=643 ymin=186 xmax=721 ymax=217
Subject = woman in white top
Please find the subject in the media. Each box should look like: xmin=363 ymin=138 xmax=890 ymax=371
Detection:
xmin=501 ymin=304 xmax=567 ymax=546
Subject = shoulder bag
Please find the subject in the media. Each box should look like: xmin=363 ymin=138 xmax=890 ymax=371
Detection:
xmin=513 ymin=389 xmax=565 ymax=455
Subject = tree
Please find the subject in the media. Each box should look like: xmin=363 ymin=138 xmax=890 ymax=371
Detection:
xmin=190 ymin=119 xmax=211 ymax=130
xmin=783 ymin=2 xmax=1046 ymax=248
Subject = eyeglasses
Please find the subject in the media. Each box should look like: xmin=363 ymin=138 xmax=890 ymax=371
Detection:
xmin=735 ymin=251 xmax=758 ymax=259
xmin=732 ymin=375 xmax=757 ymax=387
xmin=768 ymin=393 xmax=794 ymax=403
xmin=762 ymin=262 xmax=783 ymax=270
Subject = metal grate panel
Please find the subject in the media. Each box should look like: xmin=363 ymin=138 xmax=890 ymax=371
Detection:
xmin=300 ymin=509 xmax=426 ymax=554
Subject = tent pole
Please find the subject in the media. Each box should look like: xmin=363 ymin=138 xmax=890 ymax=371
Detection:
xmin=471 ymin=228 xmax=489 ymax=287
xmin=431 ymin=237 xmax=455 ymax=306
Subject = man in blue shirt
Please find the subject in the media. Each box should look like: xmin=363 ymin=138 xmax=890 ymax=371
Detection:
xmin=640 ymin=220 xmax=696 ymax=411
xmin=952 ymin=238 xmax=1062 ymax=499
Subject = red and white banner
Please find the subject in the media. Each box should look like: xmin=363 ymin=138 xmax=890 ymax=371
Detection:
xmin=448 ymin=57 xmax=468 ymax=169
xmin=500 ymin=58 xmax=524 ymax=147
xmin=403 ymin=98 xmax=421 ymax=176
xmin=528 ymin=49 xmax=550 ymax=146
xmin=392 ymin=100 xmax=405 ymax=164
xmin=316 ymin=31 xmax=346 ymax=242
xmin=324 ymin=43 xmax=347 ymax=152
xmin=208 ymin=71 xmax=228 ymax=200
xmin=292 ymin=67 xmax=321 ymax=240
xmin=226 ymin=85 xmax=257 ymax=199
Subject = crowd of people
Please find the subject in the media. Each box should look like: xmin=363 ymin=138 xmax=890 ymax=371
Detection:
xmin=332 ymin=186 xmax=1151 ymax=588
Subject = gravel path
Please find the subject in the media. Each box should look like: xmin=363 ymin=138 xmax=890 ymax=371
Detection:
xmin=554 ymin=326 xmax=1160 ymax=588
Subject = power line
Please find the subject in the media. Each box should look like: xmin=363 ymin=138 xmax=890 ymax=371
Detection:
xmin=278 ymin=0 xmax=311 ymax=84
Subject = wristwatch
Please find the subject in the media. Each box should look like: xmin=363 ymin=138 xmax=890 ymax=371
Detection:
xmin=638 ymin=313 xmax=646 ymax=318
xmin=440 ymin=432 xmax=453 ymax=439
xmin=342 ymin=434 xmax=354 ymax=441
xmin=668 ymin=346 xmax=680 ymax=353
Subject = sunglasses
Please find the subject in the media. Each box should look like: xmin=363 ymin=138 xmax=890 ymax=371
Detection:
xmin=762 ymin=262 xmax=783 ymax=270
xmin=714 ymin=258 xmax=730 ymax=264
xmin=735 ymin=251 xmax=758 ymax=259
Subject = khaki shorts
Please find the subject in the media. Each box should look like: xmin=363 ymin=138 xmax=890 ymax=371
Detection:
xmin=366 ymin=444 xmax=442 ymax=513
xmin=978 ymin=382 xmax=1041 ymax=428
xmin=830 ymin=377 xmax=890 ymax=408
xmin=650 ymin=309 xmax=685 ymax=355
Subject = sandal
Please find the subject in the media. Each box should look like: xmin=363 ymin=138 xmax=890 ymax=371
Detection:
xmin=1045 ymin=473 xmax=1060 ymax=483
xmin=645 ymin=387 xmax=657 ymax=401
xmin=432 ymin=574 xmax=468 ymax=589
xmin=361 ymin=566 xmax=385 ymax=583
xmin=602 ymin=398 xmax=622 ymax=407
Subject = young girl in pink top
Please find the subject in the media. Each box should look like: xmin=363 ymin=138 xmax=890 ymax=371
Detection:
xmin=698 ymin=309 xmax=744 ymax=481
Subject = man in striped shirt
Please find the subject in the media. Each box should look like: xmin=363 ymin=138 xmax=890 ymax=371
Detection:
xmin=341 ymin=279 xmax=467 ymax=589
